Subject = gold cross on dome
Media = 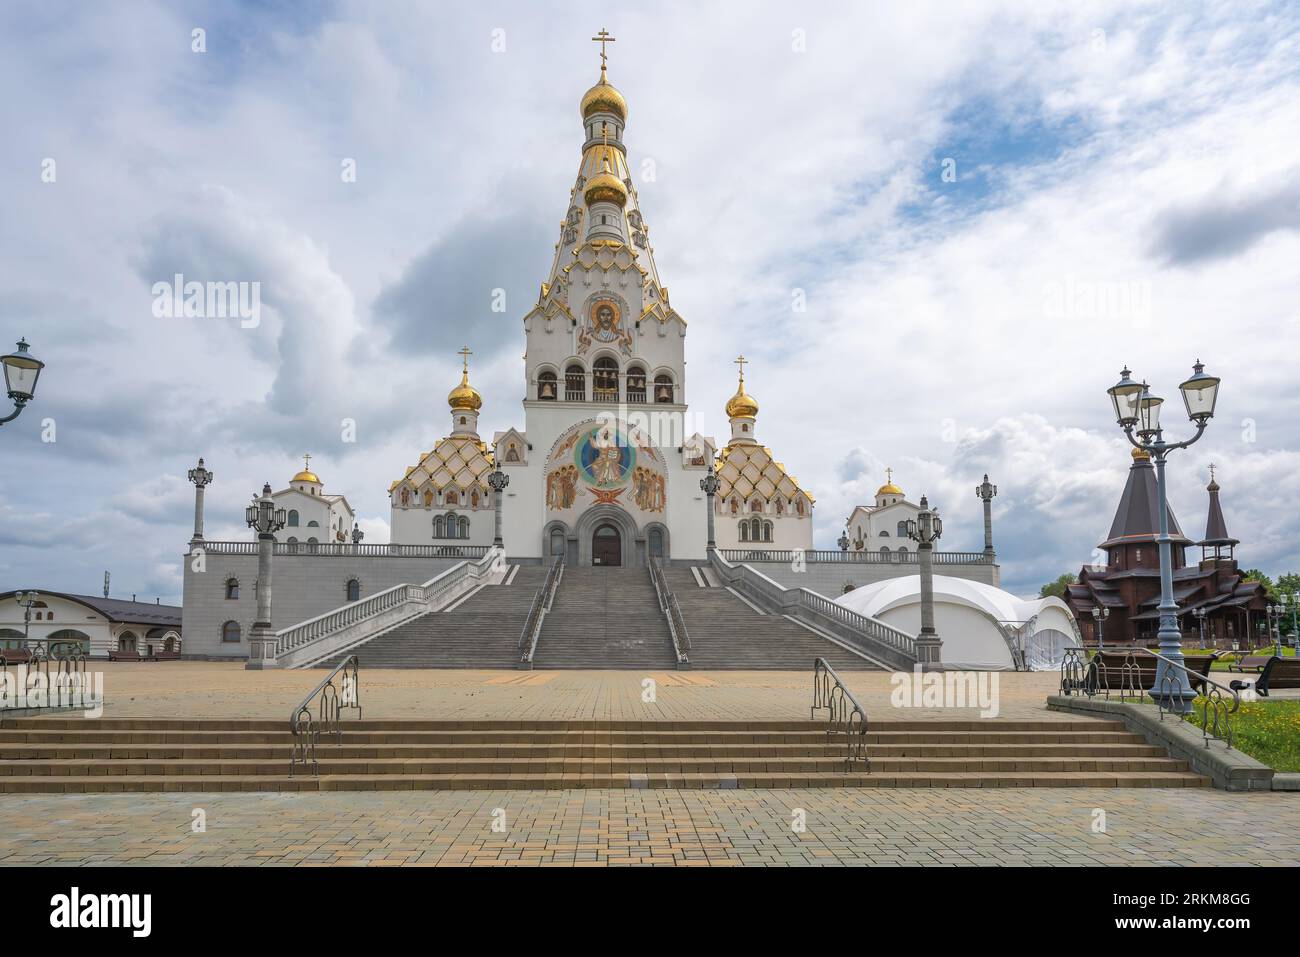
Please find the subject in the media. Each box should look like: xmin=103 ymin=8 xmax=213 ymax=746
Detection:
xmin=734 ymin=355 xmax=747 ymax=381
xmin=591 ymin=29 xmax=616 ymax=71
xmin=458 ymin=346 xmax=472 ymax=373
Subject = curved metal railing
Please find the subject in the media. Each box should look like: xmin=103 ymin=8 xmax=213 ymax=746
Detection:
xmin=518 ymin=551 xmax=565 ymax=666
xmin=290 ymin=654 xmax=360 ymax=776
xmin=0 ymin=644 xmax=91 ymax=712
xmin=649 ymin=558 xmax=690 ymax=665
xmin=1059 ymin=646 xmax=1241 ymax=749
xmin=810 ymin=657 xmax=869 ymax=772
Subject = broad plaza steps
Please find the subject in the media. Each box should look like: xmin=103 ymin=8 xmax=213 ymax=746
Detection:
xmin=0 ymin=717 xmax=1208 ymax=792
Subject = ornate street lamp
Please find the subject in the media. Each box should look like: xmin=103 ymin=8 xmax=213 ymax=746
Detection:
xmin=351 ymin=522 xmax=365 ymax=546
xmin=186 ymin=457 xmax=213 ymax=542
xmin=699 ymin=464 xmax=721 ymax=553
xmin=905 ymin=495 xmax=944 ymax=669
xmin=837 ymin=531 xmax=850 ymax=552
xmin=1267 ymin=601 xmax=1286 ymax=658
xmin=244 ymin=482 xmax=287 ymax=670
xmin=487 ymin=468 xmax=509 ymax=549
xmin=0 ymin=338 xmax=45 ymax=427
xmin=975 ymin=474 xmax=998 ymax=559
xmin=1091 ymin=605 xmax=1110 ymax=648
xmin=1192 ymin=607 xmax=1208 ymax=648
xmin=14 ymin=590 xmax=39 ymax=651
xmin=1106 ymin=360 xmax=1220 ymax=713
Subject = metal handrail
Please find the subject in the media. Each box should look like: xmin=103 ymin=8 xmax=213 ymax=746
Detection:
xmin=289 ymin=654 xmax=360 ymax=775
xmin=649 ymin=558 xmax=690 ymax=664
xmin=191 ymin=541 xmax=492 ymax=558
xmin=810 ymin=657 xmax=869 ymax=772
xmin=0 ymin=645 xmax=92 ymax=713
xmin=519 ymin=551 xmax=565 ymax=664
xmin=1059 ymin=645 xmax=1240 ymax=749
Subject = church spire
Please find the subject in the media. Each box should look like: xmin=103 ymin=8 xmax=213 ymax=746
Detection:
xmin=447 ymin=346 xmax=482 ymax=438
xmin=726 ymin=355 xmax=760 ymax=445
xmin=1198 ymin=463 xmax=1239 ymax=562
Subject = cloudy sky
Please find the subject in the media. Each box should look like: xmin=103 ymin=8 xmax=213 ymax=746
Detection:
xmin=2 ymin=0 xmax=1299 ymax=603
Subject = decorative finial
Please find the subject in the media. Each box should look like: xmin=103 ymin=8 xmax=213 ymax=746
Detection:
xmin=734 ymin=354 xmax=747 ymax=384
xmin=1208 ymin=462 xmax=1216 ymax=482
xmin=303 ymin=452 xmax=311 ymax=471
xmin=591 ymin=28 xmax=616 ymax=78
xmin=458 ymin=345 xmax=472 ymax=374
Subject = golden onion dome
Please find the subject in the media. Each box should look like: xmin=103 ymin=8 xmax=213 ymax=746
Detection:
xmin=584 ymin=170 xmax=628 ymax=207
xmin=292 ymin=470 xmax=321 ymax=484
xmin=876 ymin=481 xmax=904 ymax=497
xmin=1132 ymin=446 xmax=1151 ymax=461
xmin=726 ymin=380 xmax=759 ymax=419
xmin=448 ymin=370 xmax=482 ymax=412
xmin=581 ymin=73 xmax=627 ymax=121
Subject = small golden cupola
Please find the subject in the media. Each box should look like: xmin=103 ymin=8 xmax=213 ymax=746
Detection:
xmin=581 ymin=30 xmax=627 ymax=122
xmin=875 ymin=468 xmax=905 ymax=506
xmin=447 ymin=346 xmax=482 ymax=438
xmin=726 ymin=355 xmax=760 ymax=445
xmin=291 ymin=453 xmax=322 ymax=493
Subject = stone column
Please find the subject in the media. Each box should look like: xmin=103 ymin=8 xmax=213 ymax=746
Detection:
xmin=187 ymin=457 xmax=213 ymax=542
xmin=913 ymin=496 xmax=943 ymax=669
xmin=976 ymin=473 xmax=997 ymax=560
xmin=700 ymin=465 xmax=720 ymax=554
xmin=245 ymin=483 xmax=282 ymax=670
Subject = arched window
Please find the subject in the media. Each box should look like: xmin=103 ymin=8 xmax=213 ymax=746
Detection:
xmin=879 ymin=530 xmax=890 ymax=537
xmin=843 ymin=583 xmax=856 ymax=594
xmin=739 ymin=522 xmax=749 ymax=542
xmin=897 ymin=520 xmax=909 ymax=537
xmin=654 ymin=374 xmax=674 ymax=403
xmin=880 ymin=546 xmax=890 ymax=555
xmin=458 ymin=517 xmax=470 ymax=538
xmin=626 ymin=365 xmax=647 ymax=403
xmin=221 ymin=621 xmax=241 ymax=643
xmin=649 ymin=527 xmax=664 ymax=557
xmin=118 ymin=632 xmax=138 ymax=652
xmin=763 ymin=521 xmax=773 ymax=542
xmin=749 ymin=517 xmax=762 ymax=541
xmin=538 ymin=370 xmax=558 ymax=400
xmin=896 ymin=546 xmax=908 ymax=557
xmin=225 ymin=578 xmax=239 ymax=600
xmin=593 ymin=357 xmax=618 ymax=400
xmin=287 ymin=510 xmax=299 ymax=527
xmin=549 ymin=527 xmax=566 ymax=556
xmin=433 ymin=516 xmax=445 ymax=538
xmin=307 ymin=520 xmax=319 ymax=528
xmin=565 ymin=364 xmax=586 ymax=401
xmin=346 ymin=579 xmax=360 ymax=602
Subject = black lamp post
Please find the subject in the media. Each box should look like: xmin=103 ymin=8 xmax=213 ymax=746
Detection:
xmin=187 ymin=457 xmax=213 ymax=542
xmin=905 ymin=495 xmax=944 ymax=669
xmin=488 ymin=468 xmax=509 ymax=549
xmin=1091 ymin=605 xmax=1110 ymax=648
xmin=699 ymin=464 xmax=721 ymax=553
xmin=244 ymin=483 xmax=287 ymax=670
xmin=0 ymin=338 xmax=44 ymax=427
xmin=1107 ymin=360 xmax=1220 ymax=713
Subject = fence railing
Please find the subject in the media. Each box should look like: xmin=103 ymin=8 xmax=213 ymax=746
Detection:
xmin=1059 ymin=646 xmax=1241 ymax=749
xmin=711 ymin=552 xmax=916 ymax=666
xmin=290 ymin=654 xmax=360 ymax=776
xmin=0 ymin=646 xmax=95 ymax=714
xmin=811 ymin=657 xmax=869 ymax=772
xmin=717 ymin=548 xmax=993 ymax=565
xmin=649 ymin=557 xmax=690 ymax=667
xmin=275 ymin=548 xmax=504 ymax=663
xmin=518 ymin=551 xmax=565 ymax=667
xmin=192 ymin=541 xmax=491 ymax=559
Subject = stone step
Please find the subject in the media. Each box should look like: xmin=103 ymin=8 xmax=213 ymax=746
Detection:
xmin=0 ymin=770 xmax=1209 ymax=793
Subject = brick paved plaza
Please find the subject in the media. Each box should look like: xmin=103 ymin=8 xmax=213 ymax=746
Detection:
xmin=3 ymin=787 xmax=1297 ymax=866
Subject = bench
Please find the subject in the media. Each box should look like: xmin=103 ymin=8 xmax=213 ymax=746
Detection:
xmin=1254 ymin=656 xmax=1300 ymax=697
xmin=0 ymin=649 xmax=33 ymax=664
xmin=1228 ymin=654 xmax=1273 ymax=674
xmin=1089 ymin=650 xmax=1218 ymax=695
xmin=153 ymin=651 xmax=181 ymax=661
xmin=107 ymin=649 xmax=142 ymax=662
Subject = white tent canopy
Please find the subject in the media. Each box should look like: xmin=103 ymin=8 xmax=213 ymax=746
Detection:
xmin=835 ymin=574 xmax=1080 ymax=671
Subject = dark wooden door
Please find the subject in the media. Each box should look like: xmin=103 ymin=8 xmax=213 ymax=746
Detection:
xmin=592 ymin=525 xmax=621 ymax=566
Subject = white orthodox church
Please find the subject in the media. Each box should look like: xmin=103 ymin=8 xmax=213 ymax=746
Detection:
xmin=385 ymin=53 xmax=813 ymax=565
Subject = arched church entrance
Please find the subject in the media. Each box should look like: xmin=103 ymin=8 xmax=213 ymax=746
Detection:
xmin=592 ymin=524 xmax=622 ymax=566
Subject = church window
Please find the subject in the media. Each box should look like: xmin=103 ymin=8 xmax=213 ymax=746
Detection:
xmin=434 ymin=516 xmax=445 ymax=538
xmin=897 ymin=521 xmax=909 ymax=537
xmin=459 ymin=517 xmax=470 ymax=538
xmin=880 ymin=530 xmax=890 ymax=537
xmin=627 ymin=366 xmax=647 ymax=403
xmin=654 ymin=374 xmax=673 ymax=403
xmin=287 ymin=510 xmax=299 ymax=527
xmin=550 ymin=527 xmax=566 ymax=556
xmin=742 ymin=424 xmax=749 ymax=433
xmin=880 ymin=546 xmax=890 ymax=555
xmin=897 ymin=546 xmax=908 ymax=557
xmin=649 ymin=527 xmax=664 ymax=557
xmin=307 ymin=520 xmax=319 ymax=527
xmin=225 ymin=579 xmax=239 ymax=600
xmin=739 ymin=522 xmax=749 ymax=542
xmin=565 ymin=364 xmax=586 ymax=400
xmin=460 ymin=416 xmax=467 ymax=425
xmin=843 ymin=584 xmax=856 ymax=594
xmin=593 ymin=357 xmax=618 ymax=400
xmin=346 ymin=579 xmax=360 ymax=602
xmin=538 ymin=371 xmax=558 ymax=400
xmin=764 ymin=522 xmax=772 ymax=542
xmin=221 ymin=621 xmax=241 ymax=643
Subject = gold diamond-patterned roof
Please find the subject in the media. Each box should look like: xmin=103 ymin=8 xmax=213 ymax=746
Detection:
xmin=388 ymin=436 xmax=496 ymax=492
xmin=714 ymin=444 xmax=815 ymax=504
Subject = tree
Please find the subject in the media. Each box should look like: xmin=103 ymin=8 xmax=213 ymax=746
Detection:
xmin=1241 ymin=569 xmax=1279 ymax=602
xmin=1040 ymin=573 xmax=1078 ymax=599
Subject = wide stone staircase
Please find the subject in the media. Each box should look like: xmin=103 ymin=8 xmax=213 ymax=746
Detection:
xmin=531 ymin=566 xmax=678 ymax=670
xmin=320 ymin=566 xmax=547 ymax=669
xmin=663 ymin=567 xmax=881 ymax=670
xmin=0 ymin=717 xmax=1208 ymax=791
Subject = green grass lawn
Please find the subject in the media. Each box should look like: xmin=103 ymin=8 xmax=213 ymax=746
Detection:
xmin=1184 ymin=698 xmax=1300 ymax=772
